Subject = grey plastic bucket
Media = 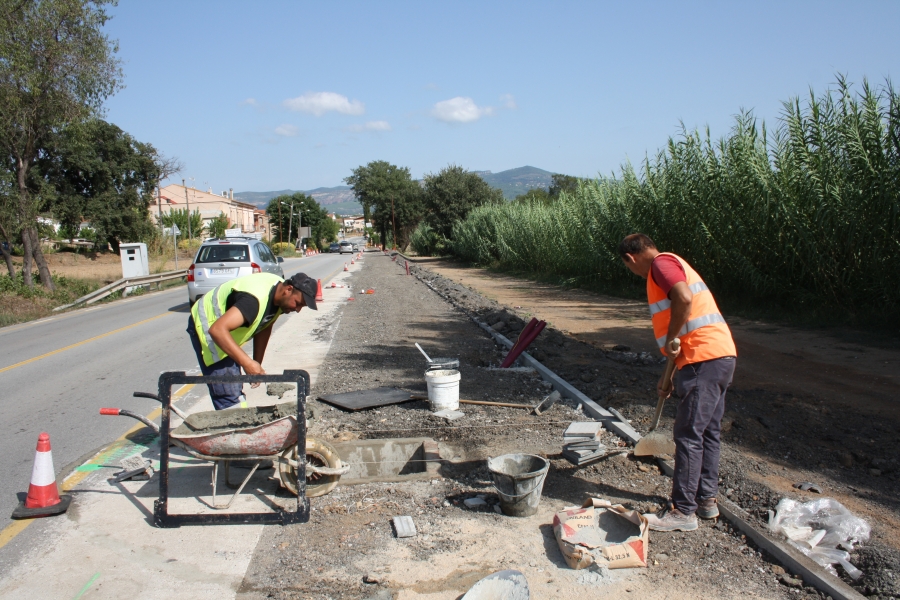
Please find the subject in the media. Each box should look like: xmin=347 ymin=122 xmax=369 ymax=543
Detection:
xmin=426 ymin=357 xmax=459 ymax=371
xmin=487 ymin=454 xmax=549 ymax=517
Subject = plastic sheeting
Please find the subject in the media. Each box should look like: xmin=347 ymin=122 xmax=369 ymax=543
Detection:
xmin=768 ymin=497 xmax=871 ymax=579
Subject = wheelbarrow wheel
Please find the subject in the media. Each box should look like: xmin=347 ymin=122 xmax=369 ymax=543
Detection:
xmin=279 ymin=438 xmax=342 ymax=497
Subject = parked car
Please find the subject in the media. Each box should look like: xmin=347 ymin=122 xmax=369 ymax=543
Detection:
xmin=187 ymin=237 xmax=284 ymax=306
xmin=351 ymin=242 xmax=359 ymax=252
xmin=339 ymin=241 xmax=353 ymax=254
xmin=329 ymin=242 xmax=340 ymax=253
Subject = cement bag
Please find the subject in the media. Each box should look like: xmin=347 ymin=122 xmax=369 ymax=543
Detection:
xmin=552 ymin=498 xmax=649 ymax=570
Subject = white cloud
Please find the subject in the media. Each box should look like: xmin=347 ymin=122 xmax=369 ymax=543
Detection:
xmin=240 ymin=98 xmax=258 ymax=106
xmin=274 ymin=124 xmax=299 ymax=137
xmin=344 ymin=120 xmax=391 ymax=132
xmin=500 ymin=94 xmax=517 ymax=109
xmin=431 ymin=97 xmax=494 ymax=123
xmin=283 ymin=92 xmax=365 ymax=116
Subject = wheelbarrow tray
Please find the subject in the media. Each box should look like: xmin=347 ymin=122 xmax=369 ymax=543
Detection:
xmin=171 ymin=401 xmax=298 ymax=457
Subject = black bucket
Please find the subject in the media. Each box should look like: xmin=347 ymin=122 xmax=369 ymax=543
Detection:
xmin=487 ymin=454 xmax=549 ymax=517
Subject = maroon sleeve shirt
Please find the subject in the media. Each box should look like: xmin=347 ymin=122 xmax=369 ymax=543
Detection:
xmin=650 ymin=255 xmax=687 ymax=297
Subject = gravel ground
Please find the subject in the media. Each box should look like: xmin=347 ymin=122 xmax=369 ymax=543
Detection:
xmin=238 ymin=252 xmax=896 ymax=599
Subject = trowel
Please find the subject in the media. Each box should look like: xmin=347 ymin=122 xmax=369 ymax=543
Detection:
xmin=633 ymin=338 xmax=680 ymax=457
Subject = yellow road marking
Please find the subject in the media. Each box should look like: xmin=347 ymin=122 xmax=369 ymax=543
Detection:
xmin=0 ymin=519 xmax=31 ymax=549
xmin=0 ymin=311 xmax=176 ymax=374
xmin=0 ymin=384 xmax=194 ymax=550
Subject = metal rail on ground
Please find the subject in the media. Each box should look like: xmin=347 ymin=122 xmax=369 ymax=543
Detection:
xmin=53 ymin=269 xmax=188 ymax=312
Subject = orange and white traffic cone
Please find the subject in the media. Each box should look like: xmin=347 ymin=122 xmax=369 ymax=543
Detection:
xmin=350 ymin=258 xmax=355 ymax=265
xmin=12 ymin=432 xmax=71 ymax=519
xmin=343 ymin=263 xmax=349 ymax=271
xmin=315 ymin=278 xmax=324 ymax=302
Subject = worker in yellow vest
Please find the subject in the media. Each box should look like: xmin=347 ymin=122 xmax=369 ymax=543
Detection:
xmin=187 ymin=272 xmax=318 ymax=411
xmin=619 ymin=234 xmax=736 ymax=532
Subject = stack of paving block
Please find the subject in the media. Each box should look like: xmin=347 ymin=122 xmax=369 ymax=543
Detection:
xmin=562 ymin=421 xmax=606 ymax=465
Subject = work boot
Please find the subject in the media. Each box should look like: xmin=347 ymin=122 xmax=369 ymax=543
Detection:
xmin=643 ymin=505 xmax=698 ymax=532
xmin=697 ymin=498 xmax=719 ymax=519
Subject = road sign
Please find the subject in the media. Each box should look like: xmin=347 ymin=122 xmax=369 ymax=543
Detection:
xmin=164 ymin=225 xmax=180 ymax=236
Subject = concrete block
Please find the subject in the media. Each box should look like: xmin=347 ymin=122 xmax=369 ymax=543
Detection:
xmin=433 ymin=409 xmax=464 ymax=421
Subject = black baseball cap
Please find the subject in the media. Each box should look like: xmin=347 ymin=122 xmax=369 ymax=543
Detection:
xmin=285 ymin=273 xmax=318 ymax=310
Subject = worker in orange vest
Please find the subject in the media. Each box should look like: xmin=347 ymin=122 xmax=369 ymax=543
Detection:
xmin=619 ymin=233 xmax=737 ymax=532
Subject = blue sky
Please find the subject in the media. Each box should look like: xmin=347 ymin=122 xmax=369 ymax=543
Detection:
xmin=103 ymin=1 xmax=900 ymax=192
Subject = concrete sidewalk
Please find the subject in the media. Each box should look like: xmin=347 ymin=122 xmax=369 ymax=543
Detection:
xmin=0 ymin=261 xmax=361 ymax=599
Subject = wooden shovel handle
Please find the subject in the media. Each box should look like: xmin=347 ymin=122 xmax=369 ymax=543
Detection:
xmin=648 ymin=339 xmax=681 ymax=431
xmin=409 ymin=395 xmax=531 ymax=409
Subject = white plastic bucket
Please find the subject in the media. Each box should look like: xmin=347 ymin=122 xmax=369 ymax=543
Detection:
xmin=425 ymin=369 xmax=461 ymax=411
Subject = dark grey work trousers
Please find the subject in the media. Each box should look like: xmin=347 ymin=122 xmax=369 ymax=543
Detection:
xmin=671 ymin=356 xmax=736 ymax=515
xmin=187 ymin=317 xmax=243 ymax=410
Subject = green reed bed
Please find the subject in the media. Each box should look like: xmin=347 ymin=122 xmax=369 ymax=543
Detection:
xmin=452 ymin=77 xmax=900 ymax=324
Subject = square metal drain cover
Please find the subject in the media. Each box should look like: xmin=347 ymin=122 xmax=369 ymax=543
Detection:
xmin=317 ymin=387 xmax=418 ymax=411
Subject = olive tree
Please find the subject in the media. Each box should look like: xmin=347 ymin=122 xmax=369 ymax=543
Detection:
xmin=0 ymin=0 xmax=122 ymax=288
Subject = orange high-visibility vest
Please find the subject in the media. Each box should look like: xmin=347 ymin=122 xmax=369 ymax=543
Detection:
xmin=647 ymin=253 xmax=736 ymax=369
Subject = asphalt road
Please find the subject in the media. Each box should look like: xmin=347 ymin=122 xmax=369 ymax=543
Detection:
xmin=0 ymin=247 xmax=356 ymax=526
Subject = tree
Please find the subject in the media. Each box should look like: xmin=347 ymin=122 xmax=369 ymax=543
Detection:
xmin=207 ymin=212 xmax=229 ymax=239
xmin=0 ymin=0 xmax=122 ymax=289
xmin=512 ymin=175 xmax=581 ymax=204
xmin=0 ymin=165 xmax=17 ymax=276
xmin=41 ymin=119 xmax=159 ymax=252
xmin=314 ymin=210 xmax=340 ymax=246
xmin=423 ymin=165 xmax=503 ymax=240
xmin=513 ymin=188 xmax=552 ymax=204
xmin=160 ymin=209 xmax=203 ymax=239
xmin=266 ymin=192 xmax=317 ymax=245
xmin=345 ymin=161 xmax=422 ymax=249
xmin=548 ymin=174 xmax=581 ymax=198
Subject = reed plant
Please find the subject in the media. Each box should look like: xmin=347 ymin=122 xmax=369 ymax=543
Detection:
xmin=452 ymin=77 xmax=900 ymax=323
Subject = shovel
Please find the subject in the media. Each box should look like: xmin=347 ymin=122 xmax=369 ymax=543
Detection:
xmin=633 ymin=338 xmax=680 ymax=457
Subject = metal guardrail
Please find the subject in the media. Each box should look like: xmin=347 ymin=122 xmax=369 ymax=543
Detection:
xmin=52 ymin=269 xmax=188 ymax=312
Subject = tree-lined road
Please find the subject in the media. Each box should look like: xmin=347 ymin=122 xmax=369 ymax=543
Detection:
xmin=0 ymin=251 xmax=351 ymax=525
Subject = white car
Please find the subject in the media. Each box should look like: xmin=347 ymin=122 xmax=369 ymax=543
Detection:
xmin=187 ymin=237 xmax=284 ymax=305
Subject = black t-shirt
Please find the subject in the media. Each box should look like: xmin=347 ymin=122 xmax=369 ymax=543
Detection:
xmin=225 ymin=284 xmax=279 ymax=331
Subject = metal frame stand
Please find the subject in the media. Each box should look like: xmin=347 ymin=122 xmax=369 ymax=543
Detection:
xmin=153 ymin=370 xmax=310 ymax=527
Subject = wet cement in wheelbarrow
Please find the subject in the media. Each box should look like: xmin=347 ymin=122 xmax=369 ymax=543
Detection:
xmin=175 ymin=401 xmax=299 ymax=436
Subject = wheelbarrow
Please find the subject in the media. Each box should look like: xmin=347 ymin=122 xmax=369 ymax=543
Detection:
xmin=101 ymin=392 xmax=348 ymax=510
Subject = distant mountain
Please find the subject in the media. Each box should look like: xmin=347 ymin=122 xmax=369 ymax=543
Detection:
xmin=234 ymin=186 xmax=363 ymax=215
xmin=231 ymin=189 xmax=298 ymax=206
xmin=477 ymin=166 xmax=553 ymax=199
xmin=234 ymin=166 xmax=556 ymax=213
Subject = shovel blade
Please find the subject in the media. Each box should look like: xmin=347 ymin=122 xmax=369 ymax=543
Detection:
xmin=633 ymin=432 xmax=676 ymax=457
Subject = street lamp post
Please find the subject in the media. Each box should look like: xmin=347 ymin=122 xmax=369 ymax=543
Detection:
xmin=287 ymin=199 xmax=294 ymax=246
xmin=182 ymin=178 xmax=193 ymax=245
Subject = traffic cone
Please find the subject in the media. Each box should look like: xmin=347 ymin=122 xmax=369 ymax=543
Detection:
xmin=350 ymin=258 xmax=355 ymax=265
xmin=12 ymin=432 xmax=71 ymax=519
xmin=315 ymin=279 xmax=324 ymax=302
xmin=344 ymin=263 xmax=349 ymax=271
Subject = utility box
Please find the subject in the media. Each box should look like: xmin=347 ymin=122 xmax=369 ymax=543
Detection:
xmin=119 ymin=242 xmax=149 ymax=294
